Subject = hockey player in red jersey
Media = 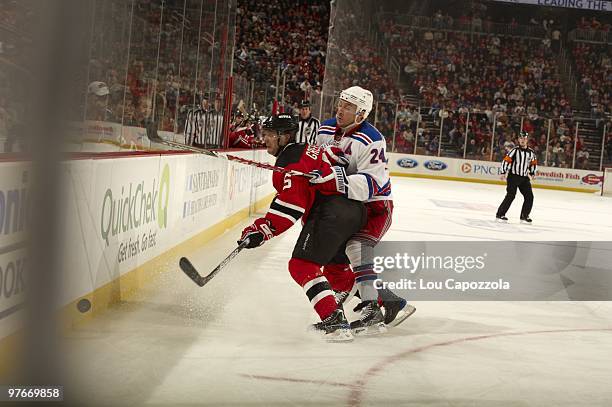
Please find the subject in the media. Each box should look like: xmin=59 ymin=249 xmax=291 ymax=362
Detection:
xmin=227 ymin=125 xmax=259 ymax=148
xmin=227 ymin=111 xmax=263 ymax=149
xmin=238 ymin=114 xmax=366 ymax=342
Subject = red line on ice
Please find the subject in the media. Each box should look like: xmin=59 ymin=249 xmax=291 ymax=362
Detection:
xmin=347 ymin=327 xmax=612 ymax=406
xmin=239 ymin=373 xmax=353 ymax=388
xmin=237 ymin=327 xmax=612 ymax=406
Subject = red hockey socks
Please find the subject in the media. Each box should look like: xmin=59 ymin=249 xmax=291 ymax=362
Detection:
xmin=288 ymin=258 xmax=336 ymax=320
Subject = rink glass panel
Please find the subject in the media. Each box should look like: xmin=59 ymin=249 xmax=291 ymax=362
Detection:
xmin=0 ymin=0 xmax=238 ymax=154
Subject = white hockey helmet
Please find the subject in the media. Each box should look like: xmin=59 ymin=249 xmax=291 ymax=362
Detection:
xmin=339 ymin=86 xmax=373 ymax=123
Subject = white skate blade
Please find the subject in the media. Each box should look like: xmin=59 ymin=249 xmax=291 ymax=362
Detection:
xmin=520 ymin=219 xmax=532 ymax=224
xmin=388 ymin=305 xmax=416 ymax=328
xmin=496 ymin=218 xmax=508 ymax=223
xmin=324 ymin=328 xmax=354 ymax=343
xmin=352 ymin=322 xmax=387 ymax=336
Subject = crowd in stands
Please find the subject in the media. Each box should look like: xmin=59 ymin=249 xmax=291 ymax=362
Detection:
xmin=85 ymin=0 xmax=228 ymax=135
xmin=399 ymin=31 xmax=569 ymax=117
xmin=1 ymin=0 xmax=399 ymax=151
xmin=368 ymin=1 xmax=612 ymax=170
xmin=374 ymin=22 xmax=575 ymax=161
xmin=388 ymin=0 xmax=567 ymax=40
xmin=83 ymin=0 xmax=335 ymax=145
xmin=572 ymin=42 xmax=611 ymax=117
xmin=576 ymin=16 xmax=611 ymax=32
xmin=2 ymin=0 xmax=611 ymax=167
xmin=330 ymin=42 xmax=400 ymax=103
xmin=423 ymin=9 xmax=549 ymax=38
xmin=234 ymin=0 xmax=329 ymax=110
xmin=0 ymin=0 xmax=241 ymax=149
xmin=235 ymin=0 xmax=401 ymax=117
xmin=573 ymin=15 xmax=612 ymax=42
xmin=390 ymin=99 xmax=594 ymax=169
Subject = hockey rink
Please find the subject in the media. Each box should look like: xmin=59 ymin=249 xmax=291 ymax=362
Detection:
xmin=65 ymin=177 xmax=612 ymax=406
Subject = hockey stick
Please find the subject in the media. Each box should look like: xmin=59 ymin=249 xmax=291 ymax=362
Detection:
xmin=179 ymin=239 xmax=250 ymax=287
xmin=224 ymin=152 xmax=316 ymax=179
xmin=152 ymin=137 xmax=315 ymax=179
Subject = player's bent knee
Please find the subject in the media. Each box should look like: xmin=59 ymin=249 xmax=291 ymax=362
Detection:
xmin=323 ymin=263 xmax=351 ymax=276
xmin=323 ymin=263 xmax=354 ymax=292
xmin=288 ymin=257 xmax=322 ymax=286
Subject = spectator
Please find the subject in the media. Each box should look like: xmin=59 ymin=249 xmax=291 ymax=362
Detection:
xmin=86 ymin=81 xmax=112 ymax=122
xmin=472 ymin=15 xmax=482 ymax=32
xmin=551 ymin=27 xmax=561 ymax=53
xmin=576 ymin=148 xmax=589 ymax=169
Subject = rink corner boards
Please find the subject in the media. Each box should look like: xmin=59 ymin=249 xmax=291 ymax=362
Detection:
xmin=389 ymin=172 xmax=598 ymax=194
xmin=0 ymin=192 xmax=275 ymax=379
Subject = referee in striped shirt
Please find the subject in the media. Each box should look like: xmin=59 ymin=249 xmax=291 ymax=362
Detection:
xmin=184 ymin=95 xmax=209 ymax=146
xmin=496 ymin=131 xmax=537 ymax=223
xmin=296 ymin=100 xmax=320 ymax=144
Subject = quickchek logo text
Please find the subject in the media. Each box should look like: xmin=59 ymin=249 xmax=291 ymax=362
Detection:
xmin=100 ymin=164 xmax=170 ymax=246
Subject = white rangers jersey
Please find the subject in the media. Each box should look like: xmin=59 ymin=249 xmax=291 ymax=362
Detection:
xmin=316 ymin=118 xmax=392 ymax=202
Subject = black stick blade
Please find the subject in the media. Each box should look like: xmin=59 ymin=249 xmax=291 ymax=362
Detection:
xmin=179 ymin=241 xmax=248 ymax=288
xmin=179 ymin=257 xmax=205 ymax=287
xmin=199 ymin=272 xmax=218 ymax=287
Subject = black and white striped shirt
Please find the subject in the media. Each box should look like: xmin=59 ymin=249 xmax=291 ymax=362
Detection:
xmin=501 ymin=147 xmax=538 ymax=177
xmin=184 ymin=108 xmax=223 ymax=147
xmin=296 ymin=115 xmax=320 ymax=144
xmin=184 ymin=108 xmax=204 ymax=145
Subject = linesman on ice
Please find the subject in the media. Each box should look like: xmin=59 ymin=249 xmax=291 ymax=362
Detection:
xmin=496 ymin=131 xmax=537 ymax=223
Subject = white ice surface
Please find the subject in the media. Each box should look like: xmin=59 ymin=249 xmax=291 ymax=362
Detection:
xmin=65 ymin=177 xmax=612 ymax=406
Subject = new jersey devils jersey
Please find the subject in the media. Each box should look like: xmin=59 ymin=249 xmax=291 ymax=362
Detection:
xmin=263 ymin=143 xmax=341 ymax=237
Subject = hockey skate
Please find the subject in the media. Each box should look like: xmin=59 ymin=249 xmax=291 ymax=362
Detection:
xmin=379 ymin=288 xmax=416 ymax=327
xmin=350 ymin=301 xmax=387 ymax=336
xmin=520 ymin=216 xmax=532 ymax=224
xmin=496 ymin=215 xmax=508 ymax=222
xmin=311 ymin=309 xmax=354 ymax=342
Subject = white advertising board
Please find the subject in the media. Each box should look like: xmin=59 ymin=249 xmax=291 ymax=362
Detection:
xmin=0 ymin=149 xmax=275 ymax=340
xmin=389 ymin=153 xmax=603 ymax=192
xmin=0 ymin=162 xmax=28 ymax=338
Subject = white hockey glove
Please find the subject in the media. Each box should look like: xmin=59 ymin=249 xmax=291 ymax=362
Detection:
xmin=322 ymin=146 xmax=350 ymax=168
xmin=308 ymin=166 xmax=348 ymax=196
